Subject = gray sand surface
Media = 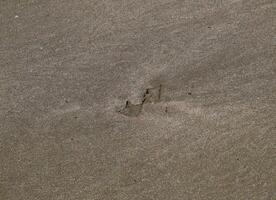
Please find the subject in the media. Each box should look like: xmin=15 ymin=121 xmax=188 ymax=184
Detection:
xmin=0 ymin=0 xmax=275 ymax=199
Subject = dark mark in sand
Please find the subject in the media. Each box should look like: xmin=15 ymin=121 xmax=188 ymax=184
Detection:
xmin=118 ymin=85 xmax=162 ymax=117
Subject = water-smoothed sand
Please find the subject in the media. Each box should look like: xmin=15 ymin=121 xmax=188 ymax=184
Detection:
xmin=0 ymin=0 xmax=275 ymax=199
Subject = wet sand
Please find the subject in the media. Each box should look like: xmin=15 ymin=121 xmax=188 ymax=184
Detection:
xmin=0 ymin=0 xmax=275 ymax=199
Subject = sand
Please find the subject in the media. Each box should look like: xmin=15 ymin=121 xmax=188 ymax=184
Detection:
xmin=0 ymin=0 xmax=275 ymax=199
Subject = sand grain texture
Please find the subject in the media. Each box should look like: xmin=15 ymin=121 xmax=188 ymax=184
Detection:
xmin=0 ymin=0 xmax=275 ymax=199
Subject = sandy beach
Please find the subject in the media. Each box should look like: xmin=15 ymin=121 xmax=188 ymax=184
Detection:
xmin=0 ymin=0 xmax=275 ymax=199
